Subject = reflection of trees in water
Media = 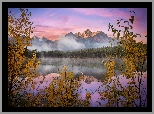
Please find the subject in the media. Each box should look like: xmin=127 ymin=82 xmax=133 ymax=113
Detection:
xmin=40 ymin=58 xmax=147 ymax=72
xmin=37 ymin=57 xmax=146 ymax=81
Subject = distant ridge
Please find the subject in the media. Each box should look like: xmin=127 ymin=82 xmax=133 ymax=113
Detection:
xmin=8 ymin=29 xmax=119 ymax=51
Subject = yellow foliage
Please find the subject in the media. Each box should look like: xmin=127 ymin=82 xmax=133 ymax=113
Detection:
xmin=8 ymin=8 xmax=41 ymax=107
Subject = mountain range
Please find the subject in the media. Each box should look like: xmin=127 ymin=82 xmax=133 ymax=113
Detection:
xmin=9 ymin=29 xmax=119 ymax=52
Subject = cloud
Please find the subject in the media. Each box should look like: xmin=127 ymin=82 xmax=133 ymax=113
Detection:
xmin=27 ymin=35 xmax=86 ymax=52
xmin=72 ymin=8 xmax=130 ymax=19
xmin=57 ymin=36 xmax=86 ymax=51
xmin=31 ymin=9 xmax=121 ymax=42
xmin=27 ymin=42 xmax=55 ymax=52
xmin=35 ymin=25 xmax=50 ymax=28
xmin=61 ymin=15 xmax=68 ymax=23
xmin=49 ymin=13 xmax=56 ymax=17
xmin=33 ymin=25 xmax=74 ymax=41
xmin=10 ymin=8 xmax=147 ymax=44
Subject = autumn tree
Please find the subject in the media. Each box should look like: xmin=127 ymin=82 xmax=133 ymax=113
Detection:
xmin=100 ymin=11 xmax=147 ymax=107
xmin=8 ymin=8 xmax=41 ymax=106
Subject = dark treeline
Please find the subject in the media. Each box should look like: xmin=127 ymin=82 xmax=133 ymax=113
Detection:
xmin=23 ymin=43 xmax=147 ymax=59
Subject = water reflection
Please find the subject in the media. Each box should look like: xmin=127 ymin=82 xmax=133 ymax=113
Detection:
xmin=21 ymin=58 xmax=147 ymax=107
xmin=36 ymin=58 xmax=125 ymax=80
xmin=22 ymin=71 xmax=147 ymax=107
xmin=37 ymin=65 xmax=108 ymax=80
xmin=75 ymin=72 xmax=147 ymax=107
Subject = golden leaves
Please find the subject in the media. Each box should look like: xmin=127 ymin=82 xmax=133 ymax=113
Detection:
xmin=63 ymin=65 xmax=67 ymax=70
xmin=86 ymin=92 xmax=91 ymax=100
xmin=25 ymin=93 xmax=32 ymax=99
xmin=42 ymin=67 xmax=83 ymax=107
xmin=102 ymin=11 xmax=147 ymax=107
xmin=8 ymin=8 xmax=43 ymax=107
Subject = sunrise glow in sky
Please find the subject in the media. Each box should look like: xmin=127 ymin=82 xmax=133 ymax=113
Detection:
xmin=8 ymin=8 xmax=147 ymax=43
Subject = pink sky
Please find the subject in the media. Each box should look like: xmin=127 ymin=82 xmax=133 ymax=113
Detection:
xmin=8 ymin=8 xmax=147 ymax=43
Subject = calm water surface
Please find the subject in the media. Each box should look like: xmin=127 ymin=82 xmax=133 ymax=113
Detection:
xmin=21 ymin=58 xmax=147 ymax=107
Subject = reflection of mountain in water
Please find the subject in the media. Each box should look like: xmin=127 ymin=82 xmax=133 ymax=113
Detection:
xmin=36 ymin=63 xmax=109 ymax=80
xmin=36 ymin=58 xmax=147 ymax=82
xmin=36 ymin=58 xmax=124 ymax=79
xmin=83 ymin=76 xmax=101 ymax=84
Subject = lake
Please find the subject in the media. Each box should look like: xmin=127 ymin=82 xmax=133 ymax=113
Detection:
xmin=20 ymin=57 xmax=147 ymax=107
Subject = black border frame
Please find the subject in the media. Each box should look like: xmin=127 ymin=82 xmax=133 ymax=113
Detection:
xmin=2 ymin=2 xmax=152 ymax=112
